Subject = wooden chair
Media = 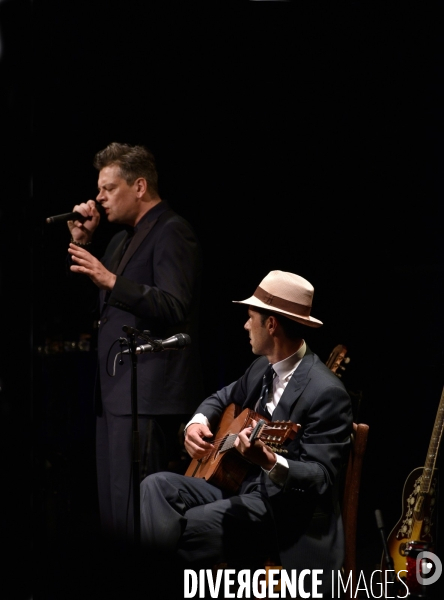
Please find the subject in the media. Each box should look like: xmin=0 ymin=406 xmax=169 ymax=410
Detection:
xmin=341 ymin=421 xmax=370 ymax=591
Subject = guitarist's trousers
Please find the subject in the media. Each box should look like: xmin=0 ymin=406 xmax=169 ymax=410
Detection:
xmin=139 ymin=470 xmax=277 ymax=567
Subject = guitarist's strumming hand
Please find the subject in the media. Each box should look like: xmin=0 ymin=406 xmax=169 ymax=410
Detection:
xmin=184 ymin=423 xmax=215 ymax=459
xmin=235 ymin=420 xmax=277 ymax=472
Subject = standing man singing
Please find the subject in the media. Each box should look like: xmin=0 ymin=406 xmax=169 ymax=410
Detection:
xmin=67 ymin=142 xmax=203 ymax=541
xmin=139 ymin=270 xmax=353 ymax=597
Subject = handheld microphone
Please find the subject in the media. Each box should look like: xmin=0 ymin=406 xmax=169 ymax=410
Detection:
xmin=46 ymin=211 xmax=92 ymax=224
xmin=122 ymin=333 xmax=191 ymax=354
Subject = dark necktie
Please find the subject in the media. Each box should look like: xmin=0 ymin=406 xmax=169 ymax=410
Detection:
xmin=255 ymin=364 xmax=276 ymax=418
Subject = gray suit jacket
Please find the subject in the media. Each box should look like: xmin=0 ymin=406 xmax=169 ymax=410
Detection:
xmin=192 ymin=347 xmax=353 ymax=581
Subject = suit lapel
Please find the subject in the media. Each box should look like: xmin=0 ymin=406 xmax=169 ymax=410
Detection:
xmin=108 ymin=235 xmax=128 ymax=274
xmin=115 ymin=216 xmax=159 ymax=275
xmin=271 ymin=352 xmax=314 ymax=421
xmin=99 ymin=203 xmax=170 ymax=314
xmin=243 ymin=378 xmax=269 ymax=412
xmin=98 ymin=231 xmax=126 ymax=309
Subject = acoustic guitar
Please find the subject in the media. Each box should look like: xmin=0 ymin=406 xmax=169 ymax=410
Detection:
xmin=381 ymin=385 xmax=443 ymax=593
xmin=185 ymin=344 xmax=350 ymax=493
xmin=185 ymin=403 xmax=299 ymax=493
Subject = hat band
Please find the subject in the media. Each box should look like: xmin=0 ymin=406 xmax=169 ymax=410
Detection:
xmin=254 ymin=286 xmax=311 ymax=317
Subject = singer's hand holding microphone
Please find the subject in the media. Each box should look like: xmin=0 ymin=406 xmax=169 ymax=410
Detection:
xmin=66 ymin=200 xmax=116 ymax=291
xmin=46 ymin=199 xmax=100 ymax=229
xmin=65 ymin=199 xmax=101 ymax=241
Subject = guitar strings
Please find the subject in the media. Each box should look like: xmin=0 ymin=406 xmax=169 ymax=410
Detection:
xmin=201 ymin=424 xmax=292 ymax=455
xmin=206 ymin=425 xmax=291 ymax=447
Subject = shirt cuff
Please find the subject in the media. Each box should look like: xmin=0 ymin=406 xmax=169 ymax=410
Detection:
xmin=184 ymin=413 xmax=210 ymax=433
xmin=263 ymin=453 xmax=289 ymax=486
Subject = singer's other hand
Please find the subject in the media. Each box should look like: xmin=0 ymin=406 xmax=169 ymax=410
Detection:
xmin=184 ymin=423 xmax=214 ymax=459
xmin=68 ymin=243 xmax=117 ymax=291
xmin=67 ymin=199 xmax=100 ymax=242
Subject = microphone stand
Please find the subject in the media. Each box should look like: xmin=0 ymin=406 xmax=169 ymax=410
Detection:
xmin=126 ymin=327 xmax=141 ymax=546
xmin=122 ymin=326 xmax=161 ymax=546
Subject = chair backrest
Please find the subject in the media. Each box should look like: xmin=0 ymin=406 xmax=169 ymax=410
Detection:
xmin=342 ymin=421 xmax=369 ymax=587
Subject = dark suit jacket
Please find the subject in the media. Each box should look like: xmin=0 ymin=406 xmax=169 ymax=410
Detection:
xmin=192 ymin=346 xmax=353 ymax=578
xmin=96 ymin=201 xmax=203 ymax=416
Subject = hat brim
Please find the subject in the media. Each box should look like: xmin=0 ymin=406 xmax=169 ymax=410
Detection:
xmin=233 ymin=296 xmax=323 ymax=328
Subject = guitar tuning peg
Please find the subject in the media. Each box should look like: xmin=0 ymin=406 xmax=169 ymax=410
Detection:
xmin=271 ymin=447 xmax=288 ymax=454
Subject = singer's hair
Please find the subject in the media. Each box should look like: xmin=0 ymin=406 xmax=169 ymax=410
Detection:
xmin=255 ymin=307 xmax=308 ymax=340
xmin=93 ymin=142 xmax=159 ymax=195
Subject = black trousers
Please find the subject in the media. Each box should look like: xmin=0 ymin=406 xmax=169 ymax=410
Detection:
xmin=96 ymin=409 xmax=189 ymax=540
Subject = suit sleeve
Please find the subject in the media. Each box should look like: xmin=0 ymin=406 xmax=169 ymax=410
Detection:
xmin=276 ymin=381 xmax=352 ymax=497
xmin=191 ymin=357 xmax=267 ymax=430
xmin=191 ymin=381 xmax=237 ymax=431
xmin=105 ymin=217 xmax=201 ymax=324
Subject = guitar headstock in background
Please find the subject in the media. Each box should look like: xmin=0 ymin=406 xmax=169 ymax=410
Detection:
xmin=326 ymin=344 xmax=363 ymax=422
xmin=326 ymin=344 xmax=350 ymax=378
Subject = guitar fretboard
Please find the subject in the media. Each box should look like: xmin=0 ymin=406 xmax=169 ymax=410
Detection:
xmin=218 ymin=422 xmax=296 ymax=454
xmin=420 ymin=385 xmax=444 ymax=494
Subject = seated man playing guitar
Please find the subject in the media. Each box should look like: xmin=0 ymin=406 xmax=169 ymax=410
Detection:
xmin=140 ymin=270 xmax=353 ymax=596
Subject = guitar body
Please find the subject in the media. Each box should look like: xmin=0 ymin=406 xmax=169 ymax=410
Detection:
xmin=185 ymin=404 xmax=299 ymax=493
xmin=185 ymin=405 xmax=267 ymax=493
xmin=382 ymin=466 xmax=439 ymax=587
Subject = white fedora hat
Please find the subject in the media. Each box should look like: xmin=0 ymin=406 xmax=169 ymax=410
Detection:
xmin=233 ymin=270 xmax=323 ymax=328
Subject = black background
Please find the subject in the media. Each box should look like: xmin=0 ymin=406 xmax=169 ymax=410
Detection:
xmin=1 ymin=2 xmax=443 ymax=598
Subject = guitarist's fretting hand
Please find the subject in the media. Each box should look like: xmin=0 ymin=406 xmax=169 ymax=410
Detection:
xmin=184 ymin=423 xmax=215 ymax=459
xmin=235 ymin=421 xmax=277 ymax=472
